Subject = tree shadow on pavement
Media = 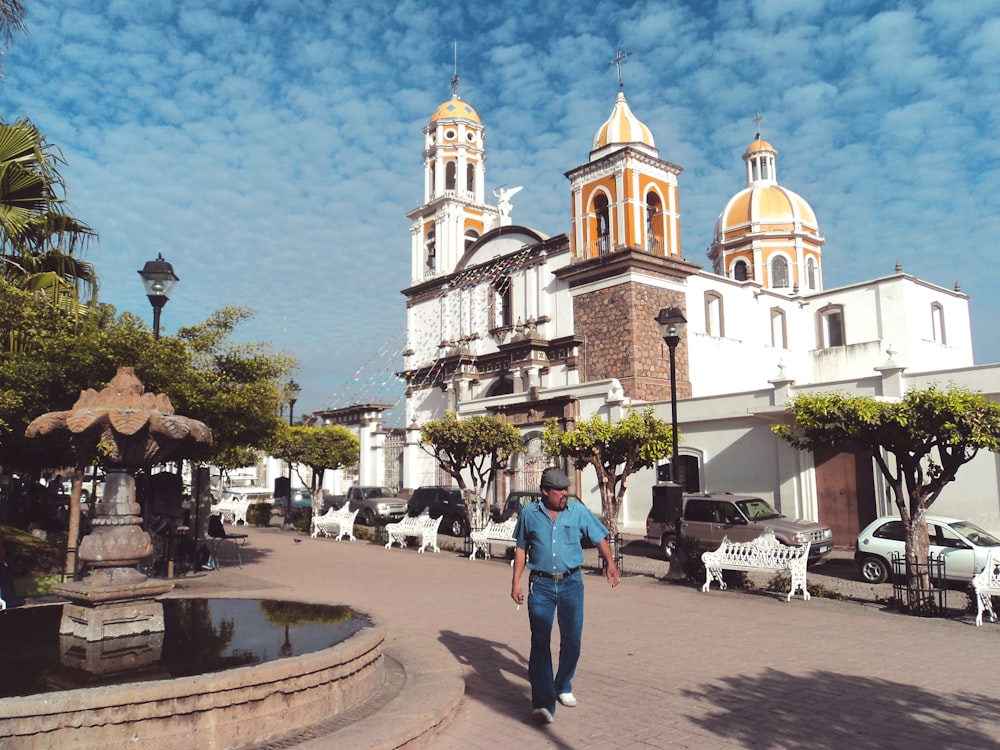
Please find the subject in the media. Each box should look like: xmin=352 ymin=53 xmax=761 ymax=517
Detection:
xmin=681 ymin=667 xmax=1000 ymax=748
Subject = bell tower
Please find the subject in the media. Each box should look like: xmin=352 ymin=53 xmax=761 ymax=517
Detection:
xmin=558 ymin=57 xmax=698 ymax=402
xmin=406 ymin=82 xmax=499 ymax=283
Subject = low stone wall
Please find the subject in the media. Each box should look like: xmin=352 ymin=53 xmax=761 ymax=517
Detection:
xmin=0 ymin=612 xmax=385 ymax=749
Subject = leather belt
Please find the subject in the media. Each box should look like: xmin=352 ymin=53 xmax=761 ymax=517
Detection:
xmin=530 ymin=567 xmax=580 ymax=581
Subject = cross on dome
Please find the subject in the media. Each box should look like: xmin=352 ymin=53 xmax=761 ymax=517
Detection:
xmin=610 ymin=44 xmax=632 ymax=91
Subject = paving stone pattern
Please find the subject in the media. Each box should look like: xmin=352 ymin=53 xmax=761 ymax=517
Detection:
xmin=170 ymin=527 xmax=1000 ymax=749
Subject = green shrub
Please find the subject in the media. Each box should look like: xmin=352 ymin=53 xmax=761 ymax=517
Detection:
xmin=246 ymin=503 xmax=272 ymax=527
xmin=766 ymin=573 xmax=845 ymax=600
xmin=292 ymin=512 xmax=312 ymax=534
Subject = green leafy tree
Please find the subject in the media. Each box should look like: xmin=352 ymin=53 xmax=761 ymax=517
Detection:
xmin=268 ymin=424 xmax=359 ymax=517
xmin=420 ymin=412 xmax=522 ymax=530
xmin=543 ymin=407 xmax=673 ymax=537
xmin=773 ymin=386 xmax=1000 ymax=611
xmin=0 ymin=303 xmax=292 ymax=475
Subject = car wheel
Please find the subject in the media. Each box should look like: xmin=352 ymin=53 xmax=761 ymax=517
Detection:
xmin=362 ymin=509 xmax=376 ymax=526
xmin=859 ymin=555 xmax=890 ymax=584
xmin=660 ymin=535 xmax=676 ymax=561
xmin=447 ymin=517 xmax=466 ymax=537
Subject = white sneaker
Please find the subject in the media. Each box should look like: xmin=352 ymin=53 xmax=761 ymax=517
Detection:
xmin=557 ymin=692 xmax=577 ymax=707
xmin=532 ymin=707 xmax=554 ymax=724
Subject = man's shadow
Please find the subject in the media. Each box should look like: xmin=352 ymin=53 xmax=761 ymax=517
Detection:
xmin=438 ymin=629 xmax=530 ymax=719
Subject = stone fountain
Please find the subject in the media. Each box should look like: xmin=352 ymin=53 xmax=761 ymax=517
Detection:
xmin=25 ymin=367 xmax=212 ymax=642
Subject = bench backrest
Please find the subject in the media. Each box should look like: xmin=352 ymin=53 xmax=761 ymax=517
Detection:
xmin=974 ymin=549 xmax=1000 ymax=587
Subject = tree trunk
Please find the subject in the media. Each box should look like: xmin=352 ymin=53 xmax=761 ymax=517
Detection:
xmin=904 ymin=511 xmax=936 ymax=613
xmin=64 ymin=464 xmax=85 ymax=581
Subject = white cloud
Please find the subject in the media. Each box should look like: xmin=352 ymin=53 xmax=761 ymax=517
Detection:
xmin=3 ymin=0 xmax=999 ymax=415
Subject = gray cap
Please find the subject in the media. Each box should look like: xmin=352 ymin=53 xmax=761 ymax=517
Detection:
xmin=539 ymin=467 xmax=570 ymax=490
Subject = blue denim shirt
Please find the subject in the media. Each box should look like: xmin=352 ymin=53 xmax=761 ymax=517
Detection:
xmin=514 ymin=500 xmax=609 ymax=574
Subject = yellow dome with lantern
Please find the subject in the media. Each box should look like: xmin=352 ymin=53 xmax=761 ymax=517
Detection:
xmin=709 ymin=134 xmax=825 ymax=289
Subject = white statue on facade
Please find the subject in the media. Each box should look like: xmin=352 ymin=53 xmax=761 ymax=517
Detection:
xmin=493 ymin=185 xmax=523 ymax=218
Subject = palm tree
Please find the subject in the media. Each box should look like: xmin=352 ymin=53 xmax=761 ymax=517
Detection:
xmin=0 ymin=118 xmax=98 ymax=312
xmin=0 ymin=0 xmax=25 ymax=78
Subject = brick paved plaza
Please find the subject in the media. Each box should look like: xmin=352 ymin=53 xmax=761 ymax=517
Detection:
xmin=172 ymin=526 xmax=1000 ymax=749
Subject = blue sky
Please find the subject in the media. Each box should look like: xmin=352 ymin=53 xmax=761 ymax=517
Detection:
xmin=3 ymin=0 xmax=998 ymax=420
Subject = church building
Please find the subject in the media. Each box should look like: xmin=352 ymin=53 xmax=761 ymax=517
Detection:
xmin=393 ymin=76 xmax=996 ymax=544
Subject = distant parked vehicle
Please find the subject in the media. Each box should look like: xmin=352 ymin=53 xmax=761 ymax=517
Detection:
xmin=407 ymin=486 xmax=469 ymax=536
xmin=855 ymin=515 xmax=1000 ymax=584
xmin=344 ymin=486 xmax=407 ymax=526
xmin=646 ymin=492 xmax=834 ymax=564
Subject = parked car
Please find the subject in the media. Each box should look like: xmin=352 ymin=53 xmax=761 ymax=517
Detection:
xmin=646 ymin=492 xmax=834 ymax=563
xmin=345 ymin=486 xmax=407 ymax=526
xmin=406 ymin=486 xmax=469 ymax=536
xmin=855 ymin=515 xmax=1000 ymax=583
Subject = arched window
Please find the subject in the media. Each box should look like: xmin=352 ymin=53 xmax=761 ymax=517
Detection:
xmin=425 ymin=228 xmax=436 ymax=270
xmin=733 ymin=260 xmax=749 ymax=281
xmin=464 ymin=228 xmax=480 ymax=253
xmin=445 ymin=161 xmax=456 ymax=191
xmin=818 ymin=304 xmax=845 ymax=348
xmin=771 ymin=307 xmax=787 ymax=349
xmin=490 ymin=275 xmax=512 ymax=329
xmin=429 ymin=162 xmax=436 ymax=196
xmin=806 ymin=257 xmax=817 ymax=290
xmin=931 ymin=302 xmax=946 ymax=344
xmin=466 ymin=163 xmax=475 ymax=193
xmin=771 ymin=256 xmax=789 ymax=288
xmin=704 ymin=291 xmax=724 ymax=337
xmin=646 ymin=192 xmax=663 ymax=253
xmin=593 ymin=194 xmax=610 ymax=255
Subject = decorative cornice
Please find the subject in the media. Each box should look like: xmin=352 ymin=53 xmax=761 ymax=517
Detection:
xmin=555 ymin=247 xmax=702 ymax=287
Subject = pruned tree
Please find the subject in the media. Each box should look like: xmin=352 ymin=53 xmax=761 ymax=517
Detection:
xmin=420 ymin=412 xmax=522 ymax=530
xmin=543 ymin=407 xmax=673 ymax=537
xmin=268 ymin=424 xmax=359 ymax=517
xmin=773 ymin=386 xmax=1000 ymax=612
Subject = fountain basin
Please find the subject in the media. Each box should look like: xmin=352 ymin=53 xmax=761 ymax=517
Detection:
xmin=0 ymin=600 xmax=385 ymax=749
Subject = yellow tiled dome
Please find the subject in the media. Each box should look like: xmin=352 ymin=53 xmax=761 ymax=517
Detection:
xmin=431 ymin=96 xmax=481 ymax=124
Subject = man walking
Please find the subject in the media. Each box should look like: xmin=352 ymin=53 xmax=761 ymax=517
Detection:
xmin=510 ymin=467 xmax=621 ymax=724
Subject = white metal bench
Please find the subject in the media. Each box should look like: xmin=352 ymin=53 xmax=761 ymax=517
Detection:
xmin=701 ymin=529 xmax=811 ymax=601
xmin=385 ymin=514 xmax=443 ymax=553
xmin=214 ymin=497 xmax=252 ymax=526
xmin=469 ymin=516 xmax=518 ymax=561
xmin=311 ymin=506 xmax=360 ymax=541
xmin=973 ymin=549 xmax=1000 ymax=626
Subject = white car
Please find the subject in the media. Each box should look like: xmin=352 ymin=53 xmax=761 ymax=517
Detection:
xmin=855 ymin=515 xmax=1000 ymax=583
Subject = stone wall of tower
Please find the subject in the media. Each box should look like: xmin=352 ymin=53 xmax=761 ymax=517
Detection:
xmin=573 ymin=281 xmax=691 ymax=403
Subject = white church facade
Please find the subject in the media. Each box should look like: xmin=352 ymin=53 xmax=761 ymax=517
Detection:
xmin=347 ymin=81 xmax=999 ymax=545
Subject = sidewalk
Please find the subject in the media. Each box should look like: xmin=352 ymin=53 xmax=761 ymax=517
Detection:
xmin=174 ymin=526 xmax=1000 ymax=749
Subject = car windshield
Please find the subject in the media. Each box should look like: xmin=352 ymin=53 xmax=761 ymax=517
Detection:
xmin=950 ymin=520 xmax=1000 ymax=547
xmin=364 ymin=488 xmax=395 ymax=498
xmin=735 ymin=498 xmax=782 ymax=521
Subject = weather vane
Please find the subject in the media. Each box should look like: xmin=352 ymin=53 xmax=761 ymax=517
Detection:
xmin=610 ymin=43 xmax=631 ymax=90
xmin=754 ymin=111 xmax=762 ymax=140
xmin=451 ymin=40 xmax=459 ymax=96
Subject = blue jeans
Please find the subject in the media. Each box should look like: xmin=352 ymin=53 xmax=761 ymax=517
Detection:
xmin=527 ymin=570 xmax=584 ymax=713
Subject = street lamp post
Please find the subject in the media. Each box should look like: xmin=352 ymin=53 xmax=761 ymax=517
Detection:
xmin=655 ymin=307 xmax=687 ymax=484
xmin=137 ymin=253 xmax=179 ymax=340
xmin=284 ymin=380 xmax=301 ymax=518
